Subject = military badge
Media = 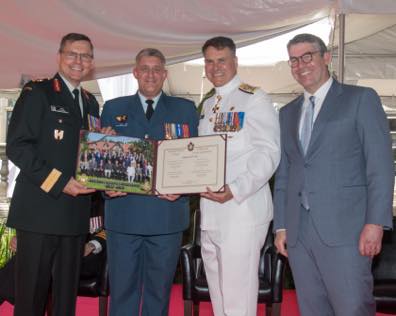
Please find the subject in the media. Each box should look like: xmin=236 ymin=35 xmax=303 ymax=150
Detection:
xmin=54 ymin=129 xmax=64 ymax=140
xmin=53 ymin=78 xmax=61 ymax=92
xmin=115 ymin=115 xmax=128 ymax=123
xmin=212 ymin=95 xmax=222 ymax=114
xmin=50 ymin=105 xmax=69 ymax=114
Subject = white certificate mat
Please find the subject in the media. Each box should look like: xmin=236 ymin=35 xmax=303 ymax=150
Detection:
xmin=155 ymin=134 xmax=226 ymax=194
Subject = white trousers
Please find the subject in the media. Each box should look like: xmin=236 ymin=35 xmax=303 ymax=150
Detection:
xmin=201 ymin=223 xmax=269 ymax=316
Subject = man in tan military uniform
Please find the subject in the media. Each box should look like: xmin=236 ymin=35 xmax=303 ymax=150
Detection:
xmin=199 ymin=36 xmax=280 ymax=316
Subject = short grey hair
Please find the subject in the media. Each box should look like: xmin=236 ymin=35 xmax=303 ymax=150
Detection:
xmin=135 ymin=48 xmax=166 ymax=65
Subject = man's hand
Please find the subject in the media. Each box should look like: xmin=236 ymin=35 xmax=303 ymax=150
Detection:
xmin=83 ymin=242 xmax=96 ymax=257
xmin=63 ymin=177 xmax=96 ymax=197
xmin=100 ymin=126 xmax=116 ymax=136
xmin=275 ymin=230 xmax=288 ymax=257
xmin=359 ymin=224 xmax=384 ymax=257
xmin=105 ymin=191 xmax=127 ymax=198
xmin=158 ymin=194 xmax=180 ymax=201
xmin=200 ymin=184 xmax=233 ymax=204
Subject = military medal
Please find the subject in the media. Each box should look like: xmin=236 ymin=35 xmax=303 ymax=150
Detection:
xmin=88 ymin=115 xmax=101 ymax=132
xmin=164 ymin=123 xmax=190 ymax=139
xmin=212 ymin=95 xmax=222 ymax=113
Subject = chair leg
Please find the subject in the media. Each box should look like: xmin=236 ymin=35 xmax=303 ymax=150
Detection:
xmin=265 ymin=303 xmax=272 ymax=316
xmin=99 ymin=296 xmax=108 ymax=316
xmin=270 ymin=302 xmax=281 ymax=316
xmin=184 ymin=300 xmax=193 ymax=316
xmin=193 ymin=302 xmax=200 ymax=316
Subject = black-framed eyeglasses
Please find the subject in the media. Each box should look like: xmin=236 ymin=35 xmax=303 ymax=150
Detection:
xmin=288 ymin=51 xmax=320 ymax=67
xmin=61 ymin=51 xmax=93 ymax=63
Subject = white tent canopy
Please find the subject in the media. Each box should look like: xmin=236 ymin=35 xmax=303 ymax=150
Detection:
xmin=1 ymin=0 xmax=396 ymax=90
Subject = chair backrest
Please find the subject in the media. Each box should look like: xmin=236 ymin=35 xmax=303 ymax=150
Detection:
xmin=192 ymin=209 xmax=201 ymax=247
xmin=258 ymin=222 xmax=274 ymax=280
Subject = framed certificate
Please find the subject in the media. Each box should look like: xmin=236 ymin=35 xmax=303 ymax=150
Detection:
xmin=76 ymin=131 xmax=226 ymax=195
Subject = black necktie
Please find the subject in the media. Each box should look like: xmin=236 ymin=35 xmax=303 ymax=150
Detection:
xmin=146 ymin=99 xmax=154 ymax=120
xmin=73 ymin=89 xmax=83 ymax=119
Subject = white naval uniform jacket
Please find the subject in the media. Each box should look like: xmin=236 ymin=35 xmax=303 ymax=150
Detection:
xmin=199 ymin=75 xmax=281 ymax=231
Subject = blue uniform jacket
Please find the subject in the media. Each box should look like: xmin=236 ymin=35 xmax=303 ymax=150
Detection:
xmin=100 ymin=92 xmax=198 ymax=235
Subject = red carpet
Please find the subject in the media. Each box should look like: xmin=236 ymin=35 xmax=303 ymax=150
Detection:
xmin=0 ymin=285 xmax=394 ymax=315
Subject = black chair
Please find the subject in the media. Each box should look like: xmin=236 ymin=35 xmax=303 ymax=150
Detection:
xmin=78 ymin=252 xmax=109 ymax=316
xmin=180 ymin=209 xmax=286 ymax=316
xmin=373 ymin=217 xmax=396 ymax=314
xmin=46 ymin=248 xmax=109 ymax=316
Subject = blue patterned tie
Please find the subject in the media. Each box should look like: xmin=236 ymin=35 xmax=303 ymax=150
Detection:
xmin=300 ymin=96 xmax=315 ymax=155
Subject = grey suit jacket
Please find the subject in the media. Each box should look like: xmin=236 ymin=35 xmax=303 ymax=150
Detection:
xmin=273 ymin=80 xmax=394 ymax=246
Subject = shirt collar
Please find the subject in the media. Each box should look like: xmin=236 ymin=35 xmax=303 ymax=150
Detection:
xmin=58 ymin=73 xmax=81 ymax=95
xmin=215 ymin=75 xmax=241 ymax=96
xmin=138 ymin=91 xmax=162 ymax=110
xmin=303 ymin=77 xmax=333 ymax=104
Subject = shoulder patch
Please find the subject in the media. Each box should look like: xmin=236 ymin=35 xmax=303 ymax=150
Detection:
xmin=197 ymin=88 xmax=215 ymax=114
xmin=239 ymin=83 xmax=258 ymax=94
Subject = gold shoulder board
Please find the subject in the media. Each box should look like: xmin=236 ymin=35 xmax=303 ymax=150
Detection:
xmin=239 ymin=83 xmax=258 ymax=94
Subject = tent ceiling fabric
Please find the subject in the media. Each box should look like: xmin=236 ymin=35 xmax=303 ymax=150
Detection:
xmin=1 ymin=0 xmax=396 ymax=89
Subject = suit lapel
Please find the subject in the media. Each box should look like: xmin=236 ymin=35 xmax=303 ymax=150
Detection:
xmin=306 ymin=80 xmax=343 ymax=158
xmin=288 ymin=95 xmax=305 ymax=157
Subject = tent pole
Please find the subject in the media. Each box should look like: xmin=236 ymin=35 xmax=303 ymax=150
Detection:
xmin=338 ymin=13 xmax=345 ymax=83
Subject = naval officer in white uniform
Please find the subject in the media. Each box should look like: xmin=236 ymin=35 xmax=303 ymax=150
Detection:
xmin=199 ymin=36 xmax=281 ymax=316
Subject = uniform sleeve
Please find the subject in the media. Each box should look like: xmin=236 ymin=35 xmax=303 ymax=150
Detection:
xmin=185 ymin=100 xmax=199 ymax=137
xmin=228 ymin=91 xmax=281 ymax=203
xmin=6 ymin=84 xmax=70 ymax=198
xmin=100 ymin=101 xmax=112 ymax=128
xmin=273 ymin=110 xmax=289 ymax=231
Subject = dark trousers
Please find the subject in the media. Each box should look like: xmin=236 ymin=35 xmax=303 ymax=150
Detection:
xmin=0 ymin=256 xmax=15 ymax=305
xmin=14 ymin=230 xmax=84 ymax=316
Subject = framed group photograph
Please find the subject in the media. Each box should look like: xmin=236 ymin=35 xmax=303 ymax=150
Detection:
xmin=76 ymin=131 xmax=227 ymax=195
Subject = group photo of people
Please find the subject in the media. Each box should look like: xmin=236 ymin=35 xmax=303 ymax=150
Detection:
xmin=0 ymin=2 xmax=396 ymax=316
xmin=78 ymin=136 xmax=154 ymax=186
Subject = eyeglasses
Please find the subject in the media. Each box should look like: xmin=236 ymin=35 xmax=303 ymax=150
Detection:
xmin=61 ymin=51 xmax=93 ymax=63
xmin=288 ymin=51 xmax=320 ymax=67
xmin=137 ymin=66 xmax=165 ymax=75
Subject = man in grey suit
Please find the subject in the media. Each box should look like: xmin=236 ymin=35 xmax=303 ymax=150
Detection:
xmin=274 ymin=33 xmax=394 ymax=316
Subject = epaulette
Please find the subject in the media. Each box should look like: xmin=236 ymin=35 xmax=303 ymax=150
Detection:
xmin=31 ymin=78 xmax=49 ymax=83
xmin=239 ymin=83 xmax=258 ymax=94
xmin=197 ymin=88 xmax=215 ymax=115
xmin=22 ymin=78 xmax=50 ymax=91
